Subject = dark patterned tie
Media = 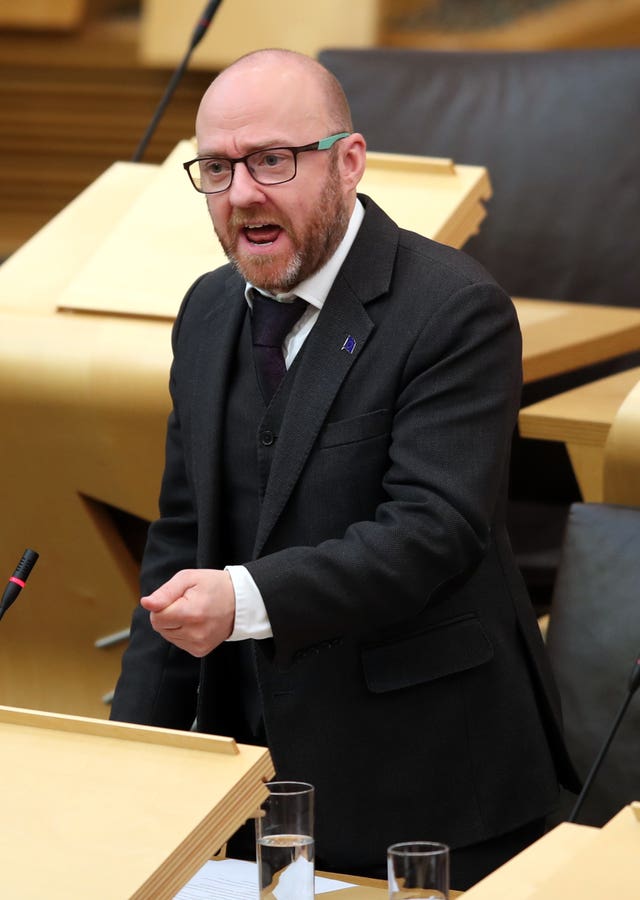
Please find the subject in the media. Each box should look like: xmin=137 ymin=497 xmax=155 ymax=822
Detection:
xmin=250 ymin=292 xmax=308 ymax=403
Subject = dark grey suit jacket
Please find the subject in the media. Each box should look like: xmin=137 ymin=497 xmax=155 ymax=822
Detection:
xmin=111 ymin=196 xmax=577 ymax=870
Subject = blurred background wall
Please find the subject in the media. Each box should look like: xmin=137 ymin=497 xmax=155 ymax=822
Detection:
xmin=2 ymin=0 xmax=640 ymax=261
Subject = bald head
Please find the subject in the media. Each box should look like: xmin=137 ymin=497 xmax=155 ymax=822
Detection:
xmin=217 ymin=50 xmax=352 ymax=132
xmin=196 ymin=49 xmax=353 ymax=145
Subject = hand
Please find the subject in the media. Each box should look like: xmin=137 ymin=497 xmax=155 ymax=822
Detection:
xmin=141 ymin=568 xmax=236 ymax=657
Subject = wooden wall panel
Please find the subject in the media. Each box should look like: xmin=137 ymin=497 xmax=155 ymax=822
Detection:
xmin=0 ymin=15 xmax=213 ymax=258
xmin=381 ymin=0 xmax=640 ymax=50
xmin=0 ymin=0 xmax=130 ymax=30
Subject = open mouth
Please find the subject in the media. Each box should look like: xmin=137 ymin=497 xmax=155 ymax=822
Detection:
xmin=243 ymin=224 xmax=282 ymax=246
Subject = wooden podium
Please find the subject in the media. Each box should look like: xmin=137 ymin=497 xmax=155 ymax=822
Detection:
xmin=0 ymin=142 xmax=489 ymax=718
xmin=463 ymin=802 xmax=640 ymax=900
xmin=0 ymin=705 xmax=273 ymax=898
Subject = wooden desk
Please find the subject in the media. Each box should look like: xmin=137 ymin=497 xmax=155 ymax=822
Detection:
xmin=315 ymin=869 xmax=463 ymax=897
xmin=514 ymin=298 xmax=640 ymax=384
xmin=0 ymin=706 xmax=274 ymax=900
xmin=322 ymin=806 xmax=640 ymax=900
xmin=518 ymin=366 xmax=640 ymax=501
xmin=603 ymin=377 xmax=640 ymax=506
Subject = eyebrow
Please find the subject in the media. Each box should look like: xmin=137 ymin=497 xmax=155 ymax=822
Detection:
xmin=196 ymin=139 xmax=296 ymax=158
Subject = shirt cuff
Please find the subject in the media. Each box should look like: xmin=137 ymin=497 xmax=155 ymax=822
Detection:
xmin=224 ymin=564 xmax=273 ymax=640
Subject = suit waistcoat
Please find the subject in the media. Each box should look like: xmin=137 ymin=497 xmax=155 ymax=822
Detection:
xmin=221 ymin=308 xmax=301 ymax=562
xmin=220 ymin=309 xmax=300 ymax=736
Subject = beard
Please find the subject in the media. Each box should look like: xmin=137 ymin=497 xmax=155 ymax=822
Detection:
xmin=213 ymin=157 xmax=350 ymax=294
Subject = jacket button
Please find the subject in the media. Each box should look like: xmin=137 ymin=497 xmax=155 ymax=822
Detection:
xmin=260 ymin=430 xmax=275 ymax=446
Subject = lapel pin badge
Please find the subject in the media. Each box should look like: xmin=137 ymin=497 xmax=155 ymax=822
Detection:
xmin=341 ymin=335 xmax=357 ymax=354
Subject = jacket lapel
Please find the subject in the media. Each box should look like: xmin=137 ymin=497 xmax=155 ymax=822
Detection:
xmin=253 ymin=197 xmax=399 ymax=557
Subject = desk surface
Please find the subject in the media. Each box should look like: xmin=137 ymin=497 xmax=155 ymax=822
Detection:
xmin=516 ymin=298 xmax=640 ymax=502
xmin=518 ymin=365 xmax=640 ymax=501
xmin=318 ymin=869 xmax=463 ymax=897
xmin=514 ymin=298 xmax=640 ymax=384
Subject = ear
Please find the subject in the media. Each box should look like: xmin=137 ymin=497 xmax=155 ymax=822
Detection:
xmin=339 ymin=132 xmax=367 ymax=191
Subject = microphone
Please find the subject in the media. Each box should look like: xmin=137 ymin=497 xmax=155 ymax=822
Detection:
xmin=567 ymin=647 xmax=640 ymax=823
xmin=132 ymin=0 xmax=225 ymax=163
xmin=190 ymin=0 xmax=225 ymax=50
xmin=0 ymin=549 xmax=39 ymax=622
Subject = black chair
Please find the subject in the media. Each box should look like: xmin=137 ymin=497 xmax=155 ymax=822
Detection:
xmin=318 ymin=47 xmax=640 ymax=604
xmin=318 ymin=47 xmax=640 ymax=310
xmin=545 ymin=502 xmax=640 ymax=826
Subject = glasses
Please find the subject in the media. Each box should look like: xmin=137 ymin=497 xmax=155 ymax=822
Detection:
xmin=183 ymin=132 xmax=350 ymax=194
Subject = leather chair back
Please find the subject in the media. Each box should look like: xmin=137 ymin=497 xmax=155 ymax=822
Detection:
xmin=545 ymin=502 xmax=640 ymax=825
xmin=319 ymin=48 xmax=640 ymax=308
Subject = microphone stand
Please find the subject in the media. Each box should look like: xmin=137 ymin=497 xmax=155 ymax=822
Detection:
xmin=132 ymin=0 xmax=225 ymax=163
xmin=567 ymin=650 xmax=640 ymax=823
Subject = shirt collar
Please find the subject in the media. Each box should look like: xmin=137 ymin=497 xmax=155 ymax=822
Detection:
xmin=244 ymin=198 xmax=365 ymax=311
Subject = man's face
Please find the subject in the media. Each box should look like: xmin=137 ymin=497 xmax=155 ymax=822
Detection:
xmin=213 ymin=151 xmax=350 ymax=294
xmin=195 ymin=61 xmax=358 ymax=294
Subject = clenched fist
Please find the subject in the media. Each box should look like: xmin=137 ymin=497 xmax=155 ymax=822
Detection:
xmin=141 ymin=568 xmax=236 ymax=657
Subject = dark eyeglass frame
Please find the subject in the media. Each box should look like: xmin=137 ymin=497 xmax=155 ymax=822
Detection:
xmin=182 ymin=132 xmax=351 ymax=194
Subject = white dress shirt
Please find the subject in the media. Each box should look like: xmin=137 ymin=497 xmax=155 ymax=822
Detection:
xmin=225 ymin=199 xmax=365 ymax=640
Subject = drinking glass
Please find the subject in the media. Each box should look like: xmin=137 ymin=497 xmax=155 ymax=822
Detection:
xmin=256 ymin=781 xmax=315 ymax=900
xmin=387 ymin=841 xmax=449 ymax=899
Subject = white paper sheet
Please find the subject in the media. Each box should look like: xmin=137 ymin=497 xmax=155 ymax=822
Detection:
xmin=173 ymin=857 xmax=356 ymax=899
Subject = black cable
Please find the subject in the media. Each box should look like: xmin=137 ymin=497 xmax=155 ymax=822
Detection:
xmin=568 ymin=650 xmax=640 ymax=823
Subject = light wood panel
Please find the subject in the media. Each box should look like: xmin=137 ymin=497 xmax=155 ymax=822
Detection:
xmin=0 ymin=0 xmax=126 ymax=30
xmin=0 ymin=14 xmax=213 ymax=258
xmin=519 ymin=366 xmax=640 ymax=501
xmin=0 ymin=163 xmax=170 ymax=717
xmin=0 ymin=705 xmax=273 ymax=899
xmin=139 ymin=0 xmax=382 ymax=68
xmin=463 ymin=804 xmax=640 ymax=900
xmin=603 ymin=378 xmax=640 ymax=505
xmin=513 ymin=299 xmax=640 ymax=384
xmin=317 ymin=869 xmax=462 ymax=898
xmin=382 ymin=0 xmax=640 ymax=50
xmin=361 ymin=152 xmax=490 ymax=251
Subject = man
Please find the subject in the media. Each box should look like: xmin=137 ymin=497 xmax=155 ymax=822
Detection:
xmin=111 ymin=49 xmax=577 ymax=888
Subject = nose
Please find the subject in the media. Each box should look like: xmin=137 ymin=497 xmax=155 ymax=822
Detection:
xmin=227 ymin=160 xmax=266 ymax=207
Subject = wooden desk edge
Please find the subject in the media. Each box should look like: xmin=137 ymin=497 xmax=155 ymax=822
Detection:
xmin=317 ymin=870 xmax=463 ymax=896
